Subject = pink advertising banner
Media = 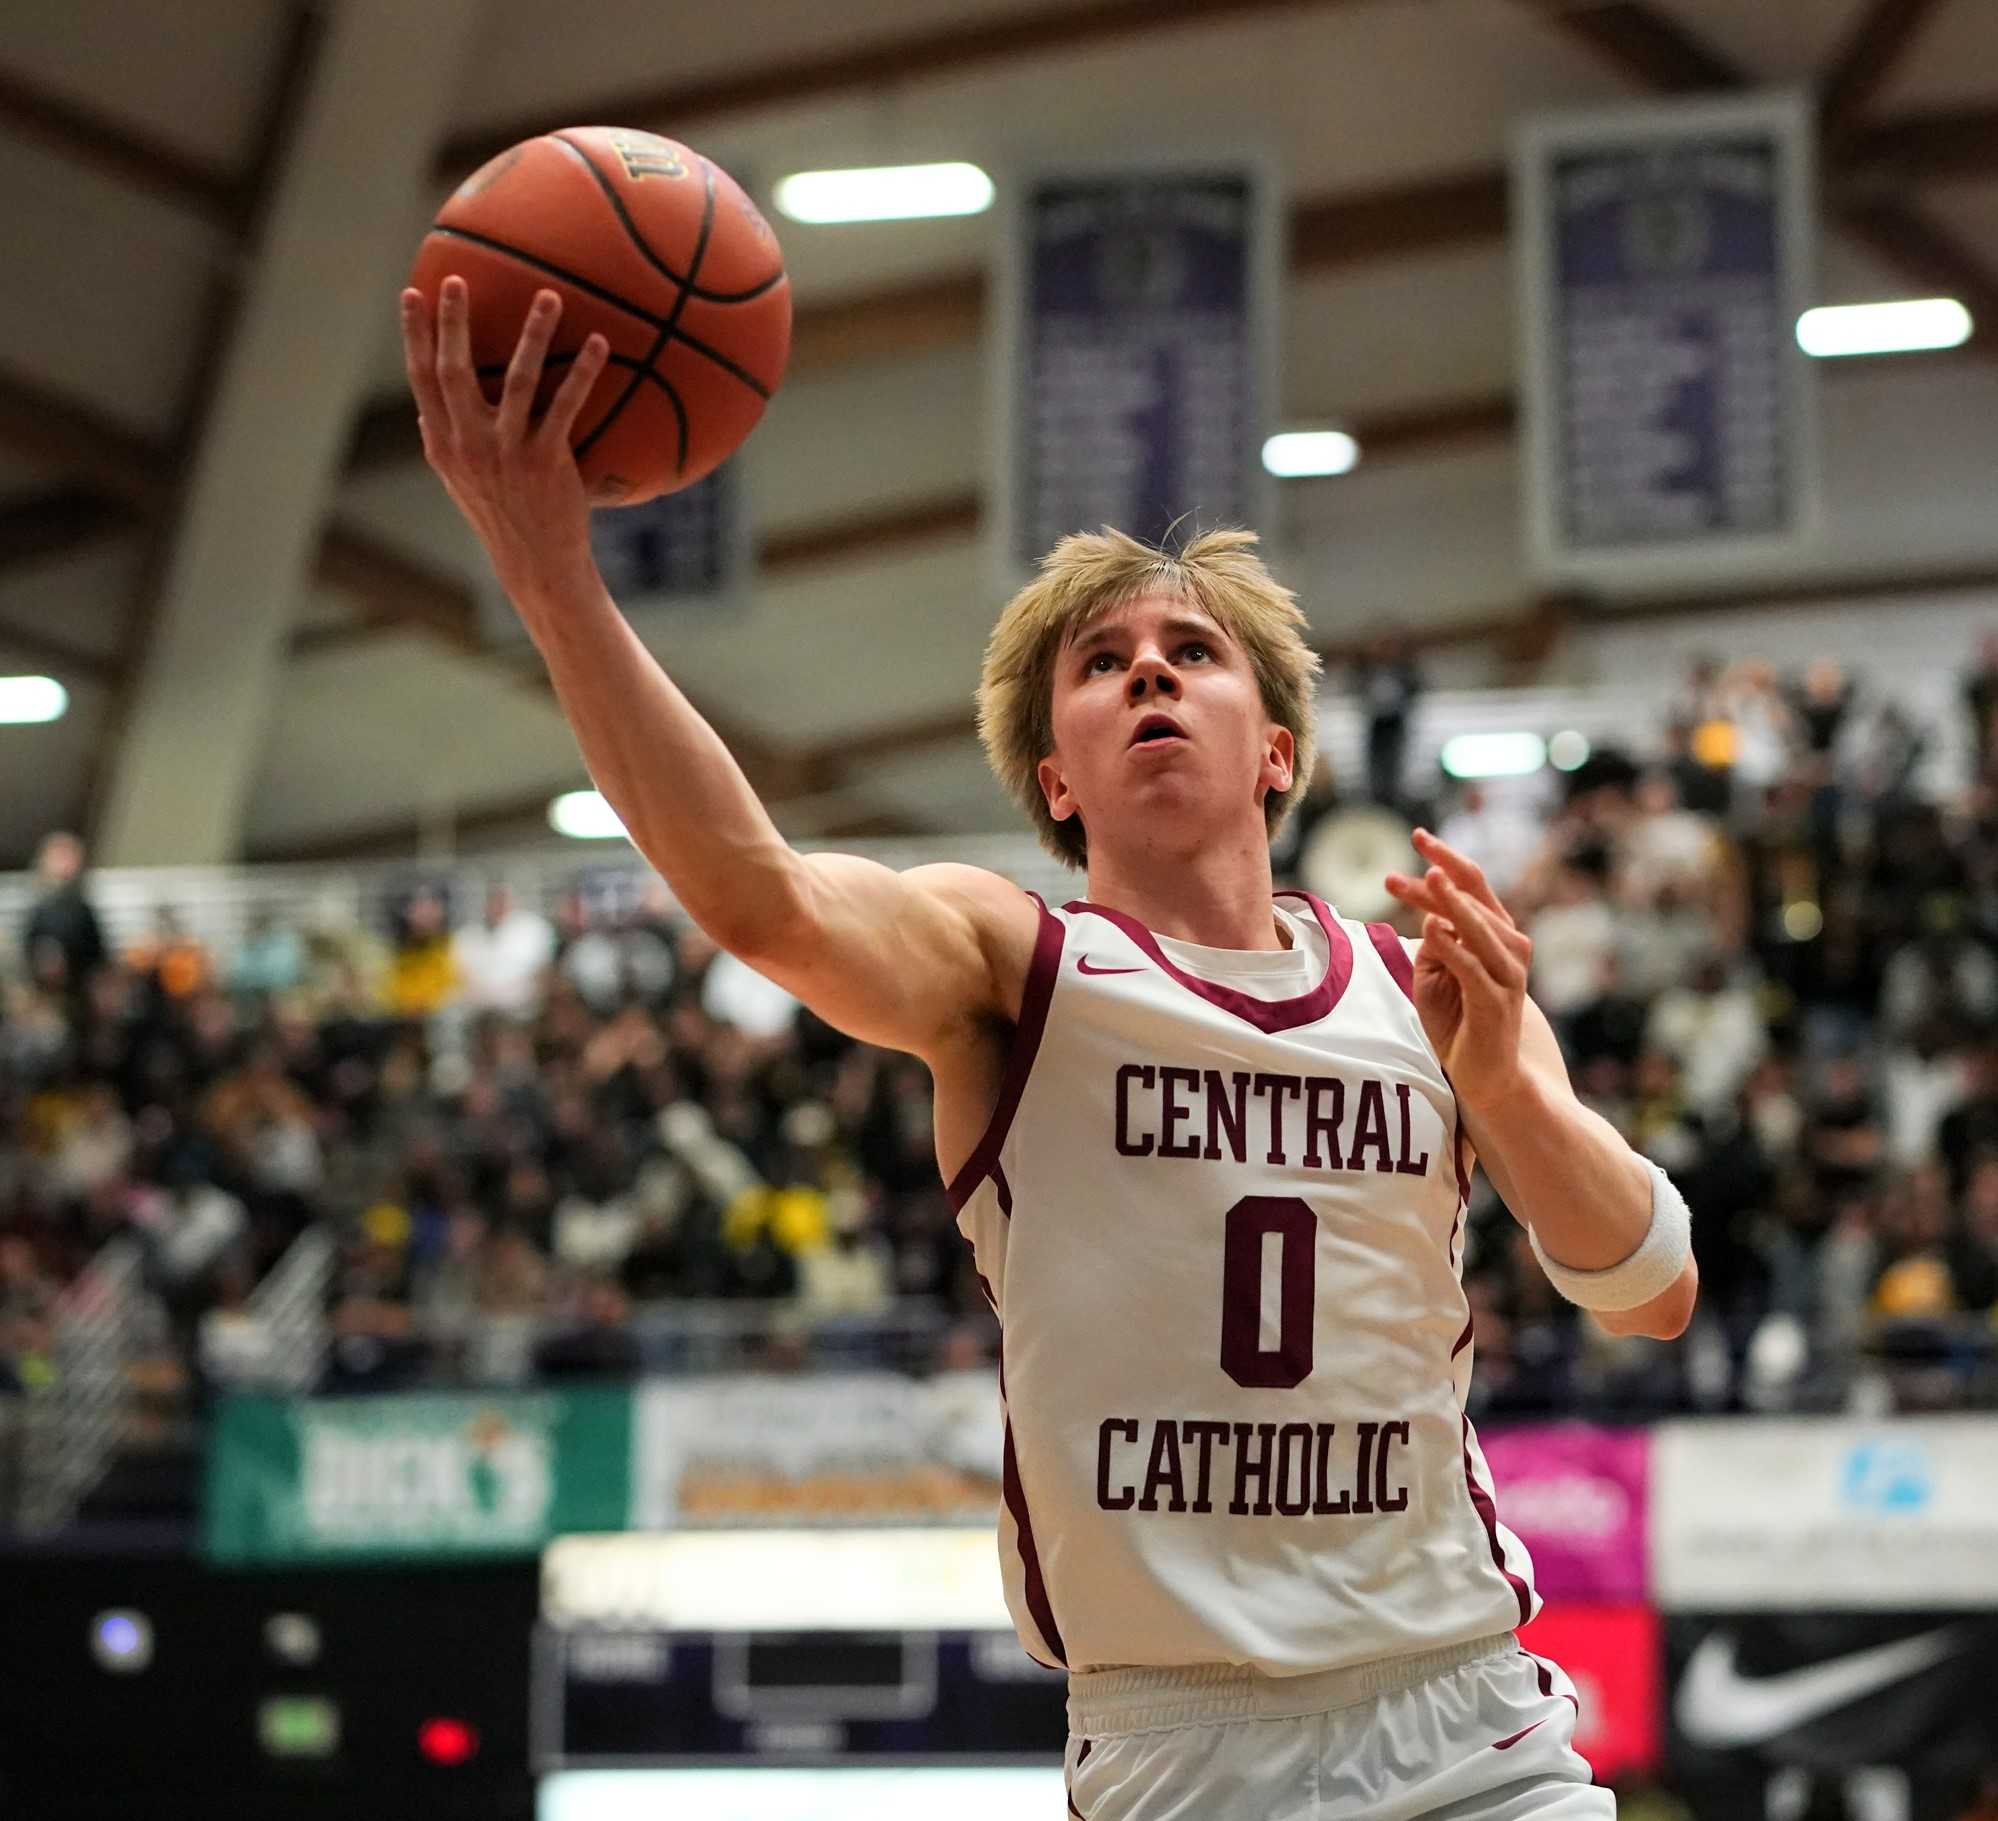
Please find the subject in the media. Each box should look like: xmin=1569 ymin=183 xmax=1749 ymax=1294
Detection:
xmin=1480 ymin=1423 xmax=1649 ymax=1604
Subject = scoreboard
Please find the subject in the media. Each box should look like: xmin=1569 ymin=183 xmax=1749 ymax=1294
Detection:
xmin=531 ymin=1530 xmax=1067 ymax=1772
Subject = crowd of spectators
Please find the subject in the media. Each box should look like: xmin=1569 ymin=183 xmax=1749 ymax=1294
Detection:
xmin=3 ymin=638 xmax=1998 ymax=1432
xmin=1 ymin=856 xmax=976 ymax=1409
xmin=1406 ymin=642 xmax=1998 ymax=1422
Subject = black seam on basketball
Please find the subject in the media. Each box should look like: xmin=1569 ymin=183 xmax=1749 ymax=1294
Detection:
xmin=430 ymin=224 xmax=669 ymax=330
xmin=635 ymin=367 xmax=691 ymax=475
xmin=658 ymin=324 xmax=773 ymax=400
xmin=574 ymin=325 xmax=669 ymax=464
xmin=439 ymin=212 xmax=775 ymax=401
xmin=614 ymin=159 xmax=717 ymax=476
xmin=549 ymin=134 xmax=785 ymax=305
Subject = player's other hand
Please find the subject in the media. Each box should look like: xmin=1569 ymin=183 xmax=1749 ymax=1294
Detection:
xmin=1382 ymin=828 xmax=1534 ymax=1113
xmin=400 ymin=277 xmax=610 ymax=601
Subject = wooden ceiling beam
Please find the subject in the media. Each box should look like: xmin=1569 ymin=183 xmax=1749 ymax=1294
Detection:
xmin=0 ymin=488 xmax=138 ymax=578
xmin=82 ymin=2 xmax=330 ymax=847
xmin=1291 ymin=169 xmax=1509 ymax=274
xmin=0 ymin=613 xmax=116 ymax=683
xmin=1843 ymin=104 xmax=1998 ymax=188
xmin=438 ymin=0 xmax=1339 ymax=180
xmin=1819 ymin=0 xmax=1954 ymax=139
xmin=0 ymin=364 xmax=168 ymax=510
xmin=1833 ymin=198 xmax=1998 ymax=341
xmin=0 ymin=66 xmax=240 ymax=231
xmin=1512 ymin=0 xmax=1741 ymax=93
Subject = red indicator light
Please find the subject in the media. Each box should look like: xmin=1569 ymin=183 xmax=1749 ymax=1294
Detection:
xmin=417 ymin=1717 xmax=479 ymax=1766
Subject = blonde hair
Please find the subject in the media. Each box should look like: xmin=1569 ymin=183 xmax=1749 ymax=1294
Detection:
xmin=977 ymin=526 xmax=1321 ymax=867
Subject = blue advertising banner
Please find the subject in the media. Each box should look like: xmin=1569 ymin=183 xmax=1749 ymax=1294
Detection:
xmin=996 ymin=161 xmax=1276 ymax=575
xmin=1514 ymin=92 xmax=1818 ymax=580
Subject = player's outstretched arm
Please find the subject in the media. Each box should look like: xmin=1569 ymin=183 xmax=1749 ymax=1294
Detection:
xmin=1386 ymin=829 xmax=1698 ymax=1343
xmin=402 ymin=280 xmax=1033 ymax=1059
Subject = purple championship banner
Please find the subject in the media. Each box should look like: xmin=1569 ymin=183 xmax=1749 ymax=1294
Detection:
xmin=1513 ymin=92 xmax=1818 ymax=582
xmin=589 ymin=459 xmax=740 ymax=605
xmin=485 ymin=462 xmax=744 ymax=644
xmin=994 ymin=160 xmax=1277 ymax=576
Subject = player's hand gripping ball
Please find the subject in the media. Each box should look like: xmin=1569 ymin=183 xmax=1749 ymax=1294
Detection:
xmin=406 ymin=127 xmax=791 ymax=505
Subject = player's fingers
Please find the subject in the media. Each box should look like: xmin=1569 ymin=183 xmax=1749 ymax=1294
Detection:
xmin=538 ymin=332 xmax=610 ymax=447
xmin=1421 ymin=915 xmax=1506 ymax=1008
xmin=400 ymin=290 xmax=451 ymax=441
xmin=1412 ymin=829 xmax=1515 ymax=926
xmin=1384 ymin=872 xmax=1452 ymax=922
xmin=433 ymin=276 xmax=486 ymax=423
xmin=1431 ymin=875 xmax=1526 ymax=987
xmin=497 ymin=291 xmax=562 ymax=441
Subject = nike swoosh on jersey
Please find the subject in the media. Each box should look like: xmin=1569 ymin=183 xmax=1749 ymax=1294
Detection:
xmin=1674 ymin=1625 xmax=1967 ymax=1748
xmin=1076 ymin=955 xmax=1144 ymax=976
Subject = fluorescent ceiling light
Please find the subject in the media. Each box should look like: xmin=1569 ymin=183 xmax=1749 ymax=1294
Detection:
xmin=0 ymin=676 xmax=67 ymax=724
xmin=1441 ymin=732 xmax=1546 ymax=780
xmin=1797 ymin=299 xmax=1971 ymax=358
xmin=547 ymin=790 xmax=627 ymax=840
xmin=1262 ymin=431 xmax=1359 ymax=478
xmin=1547 ymin=729 xmax=1591 ymax=772
xmin=772 ymin=162 xmax=993 ymax=224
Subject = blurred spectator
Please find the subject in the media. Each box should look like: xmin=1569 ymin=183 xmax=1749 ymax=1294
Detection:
xmin=229 ymin=904 xmax=303 ymax=1001
xmin=1528 ymin=862 xmax=1618 ymax=1030
xmin=1644 ymin=953 xmax=1768 ymax=1120
xmin=1434 ymin=783 xmax=1541 ymax=898
xmin=1354 ymin=631 xmax=1422 ymax=811
xmin=125 ymin=907 xmax=213 ymax=1001
xmin=384 ymin=888 xmax=457 ymax=1016
xmin=21 ymin=830 xmax=106 ymax=992
xmin=452 ymin=883 xmax=555 ymax=1018
xmin=533 ymin=1277 xmax=640 ymax=1379
xmin=1964 ymin=632 xmax=1998 ymax=778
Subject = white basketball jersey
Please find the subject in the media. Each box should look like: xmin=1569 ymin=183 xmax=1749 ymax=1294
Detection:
xmin=947 ymin=890 xmax=1538 ymax=1677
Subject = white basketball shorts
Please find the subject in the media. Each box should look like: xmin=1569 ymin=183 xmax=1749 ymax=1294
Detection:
xmin=1061 ymin=1632 xmax=1612 ymax=1821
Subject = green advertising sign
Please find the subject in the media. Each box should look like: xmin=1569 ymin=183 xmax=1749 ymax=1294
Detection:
xmin=204 ymin=1389 xmax=633 ymax=1564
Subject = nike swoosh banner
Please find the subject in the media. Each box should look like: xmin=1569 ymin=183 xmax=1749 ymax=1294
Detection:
xmin=1653 ymin=1417 xmax=1998 ymax=1611
xmin=1667 ymin=1611 xmax=1998 ymax=1818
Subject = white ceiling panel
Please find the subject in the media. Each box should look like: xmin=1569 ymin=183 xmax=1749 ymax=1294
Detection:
xmin=0 ymin=134 xmax=220 ymax=443
xmin=245 ymin=636 xmax=584 ymax=849
xmin=1872 ymin=0 xmax=1998 ymax=113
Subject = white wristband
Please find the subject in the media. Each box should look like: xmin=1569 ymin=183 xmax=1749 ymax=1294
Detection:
xmin=1528 ymin=1161 xmax=1692 ymax=1313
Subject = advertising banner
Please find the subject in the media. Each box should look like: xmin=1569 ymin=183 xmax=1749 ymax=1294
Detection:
xmin=1480 ymin=1423 xmax=1649 ymax=1603
xmin=1665 ymin=1611 xmax=1998 ymax=1821
xmin=1513 ymin=91 xmax=1818 ymax=582
xmin=1652 ymin=1417 xmax=1998 ymax=1610
xmin=631 ymin=1370 xmax=1002 ymax=1528
xmin=204 ymin=1388 xmax=633 ymax=1563
xmin=1516 ymin=1604 xmax=1662 ymax=1783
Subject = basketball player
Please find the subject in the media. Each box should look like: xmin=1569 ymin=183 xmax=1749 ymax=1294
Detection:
xmin=403 ymin=281 xmax=1697 ymax=1818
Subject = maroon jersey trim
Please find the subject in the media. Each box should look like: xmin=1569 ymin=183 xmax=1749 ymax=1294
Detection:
xmin=1461 ymin=1412 xmax=1533 ymax=1626
xmin=1364 ymin=920 xmax=1416 ymax=1001
xmin=1000 ymin=1344 xmax=1068 ymax=1668
xmin=945 ymin=892 xmax=1065 ymax=1212
xmin=1061 ymin=890 xmax=1353 ymax=1033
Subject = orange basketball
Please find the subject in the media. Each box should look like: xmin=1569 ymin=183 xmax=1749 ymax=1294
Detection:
xmin=408 ymin=128 xmax=791 ymax=505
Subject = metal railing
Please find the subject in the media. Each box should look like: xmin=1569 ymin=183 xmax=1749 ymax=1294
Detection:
xmin=15 ymin=1239 xmax=160 ymax=1533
